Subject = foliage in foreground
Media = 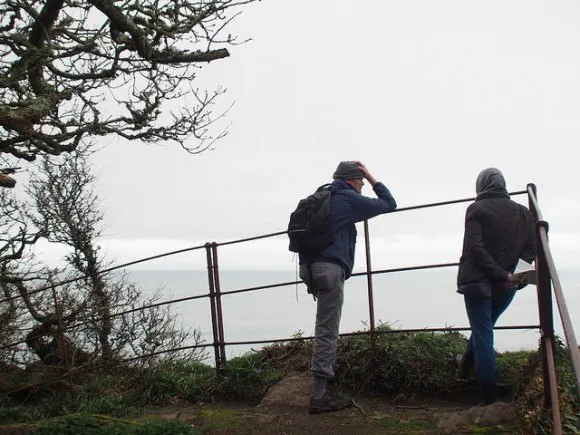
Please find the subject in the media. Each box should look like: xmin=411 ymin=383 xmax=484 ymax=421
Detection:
xmin=338 ymin=327 xmax=469 ymax=394
xmin=29 ymin=413 xmax=197 ymax=435
xmin=515 ymin=338 xmax=580 ymax=434
xmin=1 ymin=329 xmax=578 ymax=434
xmin=259 ymin=326 xmax=523 ymax=396
xmin=0 ymin=354 xmax=281 ymax=426
xmin=140 ymin=353 xmax=281 ymax=406
xmin=135 ymin=328 xmax=482 ymax=406
xmin=258 ymin=328 xmax=579 ymax=434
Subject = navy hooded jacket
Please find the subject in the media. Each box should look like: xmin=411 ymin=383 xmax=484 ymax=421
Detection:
xmin=300 ymin=179 xmax=397 ymax=279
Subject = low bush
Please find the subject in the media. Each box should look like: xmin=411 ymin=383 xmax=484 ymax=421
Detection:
xmin=30 ymin=413 xmax=197 ymax=435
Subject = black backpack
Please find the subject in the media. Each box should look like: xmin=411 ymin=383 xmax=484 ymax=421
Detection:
xmin=288 ymin=184 xmax=333 ymax=255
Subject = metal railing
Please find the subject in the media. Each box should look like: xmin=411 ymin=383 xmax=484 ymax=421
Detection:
xmin=527 ymin=183 xmax=580 ymax=435
xmin=1 ymin=185 xmax=578 ymax=434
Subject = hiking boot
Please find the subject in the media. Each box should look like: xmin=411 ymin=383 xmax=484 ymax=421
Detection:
xmin=482 ymin=383 xmax=498 ymax=405
xmin=454 ymin=354 xmax=469 ymax=379
xmin=309 ymin=392 xmax=353 ymax=414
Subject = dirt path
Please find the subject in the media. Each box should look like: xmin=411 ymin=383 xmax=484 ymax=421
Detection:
xmin=147 ymin=397 xmax=518 ymax=434
xmin=146 ymin=373 xmax=520 ymax=434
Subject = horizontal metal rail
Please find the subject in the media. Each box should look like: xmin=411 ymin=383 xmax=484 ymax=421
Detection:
xmin=219 ymin=263 xmax=460 ymax=296
xmin=0 ymin=191 xmax=526 ymax=304
xmin=221 ymin=324 xmax=542 ymax=347
xmin=215 ymin=231 xmax=287 ymax=247
xmin=0 ymin=258 xmax=509 ymax=352
xmin=0 ymin=243 xmax=208 ymax=305
xmin=0 ymin=262 xmax=460 ymax=352
xmin=0 ymin=190 xmax=527 ymax=304
xmin=212 ymin=190 xmax=527 ymax=247
xmin=390 ymin=189 xmax=526 ymax=214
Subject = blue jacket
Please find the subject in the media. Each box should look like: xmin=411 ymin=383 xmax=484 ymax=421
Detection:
xmin=300 ymin=179 xmax=397 ymax=279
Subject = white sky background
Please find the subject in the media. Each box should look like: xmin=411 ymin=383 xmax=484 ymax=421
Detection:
xmin=37 ymin=0 xmax=580 ymax=277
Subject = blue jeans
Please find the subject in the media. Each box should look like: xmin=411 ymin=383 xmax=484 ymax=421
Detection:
xmin=462 ymin=283 xmax=517 ymax=385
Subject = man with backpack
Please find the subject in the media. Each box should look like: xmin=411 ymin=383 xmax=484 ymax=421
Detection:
xmin=296 ymin=160 xmax=397 ymax=414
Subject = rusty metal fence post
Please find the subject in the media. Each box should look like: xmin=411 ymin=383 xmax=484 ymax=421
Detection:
xmin=528 ymin=184 xmax=557 ymax=410
xmin=205 ymin=243 xmax=222 ymax=373
xmin=363 ymin=220 xmax=377 ymax=358
xmin=211 ymin=242 xmax=227 ymax=369
xmin=536 ymin=220 xmax=556 ymax=409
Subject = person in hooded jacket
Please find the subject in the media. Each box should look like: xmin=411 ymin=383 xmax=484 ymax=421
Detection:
xmin=299 ymin=160 xmax=397 ymax=414
xmin=455 ymin=168 xmax=536 ymax=405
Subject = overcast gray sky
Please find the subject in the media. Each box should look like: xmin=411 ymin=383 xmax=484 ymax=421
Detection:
xmin=38 ymin=0 xmax=580 ymax=277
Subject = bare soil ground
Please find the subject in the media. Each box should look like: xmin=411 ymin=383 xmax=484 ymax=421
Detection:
xmin=147 ymin=398 xmax=517 ymax=434
xmin=146 ymin=373 xmax=519 ymax=434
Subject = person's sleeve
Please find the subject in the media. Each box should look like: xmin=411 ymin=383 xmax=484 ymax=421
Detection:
xmin=349 ymin=182 xmax=397 ymax=223
xmin=463 ymin=205 xmax=510 ymax=281
xmin=520 ymin=208 xmax=537 ymax=263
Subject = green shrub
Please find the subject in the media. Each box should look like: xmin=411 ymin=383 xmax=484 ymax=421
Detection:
xmin=139 ymin=360 xmax=215 ymax=406
xmin=0 ymin=388 xmax=141 ymax=425
xmin=497 ymin=350 xmax=536 ymax=389
xmin=337 ymin=328 xmax=468 ymax=394
xmin=139 ymin=353 xmax=281 ymax=403
xmin=0 ymin=403 xmax=48 ymax=425
xmin=215 ymin=352 xmax=281 ymax=401
xmin=517 ymin=338 xmax=580 ymax=434
xmin=30 ymin=413 xmax=198 ymax=435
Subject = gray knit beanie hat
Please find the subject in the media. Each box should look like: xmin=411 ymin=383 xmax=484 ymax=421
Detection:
xmin=333 ymin=161 xmax=363 ymax=180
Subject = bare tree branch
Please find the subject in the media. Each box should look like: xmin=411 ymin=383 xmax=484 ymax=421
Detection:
xmin=0 ymin=188 xmax=44 ymax=263
xmin=0 ymin=0 xmax=256 ymax=175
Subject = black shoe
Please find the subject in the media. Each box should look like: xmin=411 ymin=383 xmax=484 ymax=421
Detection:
xmin=482 ymin=383 xmax=498 ymax=405
xmin=309 ymin=392 xmax=353 ymax=414
xmin=454 ymin=354 xmax=469 ymax=379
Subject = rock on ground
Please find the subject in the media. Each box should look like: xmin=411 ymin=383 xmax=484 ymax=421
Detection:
xmin=436 ymin=401 xmax=519 ymax=433
xmin=258 ymin=371 xmax=311 ymax=409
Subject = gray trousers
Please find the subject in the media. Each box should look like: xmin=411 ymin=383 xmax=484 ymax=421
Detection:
xmin=300 ymin=262 xmax=345 ymax=379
